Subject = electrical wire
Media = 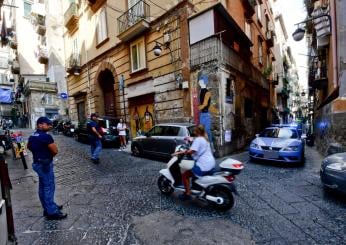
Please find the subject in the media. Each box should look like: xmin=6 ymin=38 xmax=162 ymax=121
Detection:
xmin=146 ymin=0 xmax=168 ymax=12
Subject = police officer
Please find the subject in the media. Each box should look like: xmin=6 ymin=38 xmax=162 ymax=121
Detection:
xmin=87 ymin=113 xmax=103 ymax=164
xmin=27 ymin=117 xmax=67 ymax=220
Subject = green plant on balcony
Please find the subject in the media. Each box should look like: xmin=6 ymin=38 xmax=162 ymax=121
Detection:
xmin=263 ymin=65 xmax=272 ymax=78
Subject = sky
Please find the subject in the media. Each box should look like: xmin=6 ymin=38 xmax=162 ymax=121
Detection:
xmin=276 ymin=0 xmax=309 ymax=89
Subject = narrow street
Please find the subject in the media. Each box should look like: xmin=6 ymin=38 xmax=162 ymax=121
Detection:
xmin=6 ymin=132 xmax=346 ymax=245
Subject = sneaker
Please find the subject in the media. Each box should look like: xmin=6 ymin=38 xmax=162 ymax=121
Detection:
xmin=178 ymin=193 xmax=192 ymax=201
xmin=46 ymin=212 xmax=67 ymax=220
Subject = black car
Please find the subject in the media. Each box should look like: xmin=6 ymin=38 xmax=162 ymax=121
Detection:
xmin=320 ymin=152 xmax=346 ymax=194
xmin=74 ymin=117 xmax=122 ymax=147
xmin=131 ymin=123 xmax=196 ymax=159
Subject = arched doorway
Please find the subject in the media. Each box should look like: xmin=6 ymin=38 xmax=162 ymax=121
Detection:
xmin=98 ymin=69 xmax=116 ymax=117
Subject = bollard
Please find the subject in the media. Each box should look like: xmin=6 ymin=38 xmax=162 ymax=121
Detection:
xmin=0 ymin=153 xmax=17 ymax=243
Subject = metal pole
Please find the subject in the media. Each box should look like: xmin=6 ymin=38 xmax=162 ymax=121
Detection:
xmin=294 ymin=14 xmax=332 ymax=32
xmin=0 ymin=153 xmax=16 ymax=242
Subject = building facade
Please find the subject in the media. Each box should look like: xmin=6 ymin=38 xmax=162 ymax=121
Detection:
xmin=305 ymin=0 xmax=346 ymax=155
xmin=189 ymin=0 xmax=277 ymax=155
xmin=4 ymin=0 xmax=69 ymax=129
xmin=64 ymin=0 xmax=193 ymax=139
xmin=63 ymin=0 xmax=283 ymax=156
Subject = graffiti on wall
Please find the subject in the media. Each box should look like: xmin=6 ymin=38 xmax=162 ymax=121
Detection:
xmin=130 ymin=104 xmax=154 ymax=138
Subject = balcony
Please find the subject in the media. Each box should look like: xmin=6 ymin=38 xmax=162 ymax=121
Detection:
xmin=241 ymin=0 xmax=256 ymax=18
xmin=66 ymin=53 xmax=81 ymax=75
xmin=10 ymin=40 xmax=17 ymax=49
xmin=24 ymin=80 xmax=57 ymax=94
xmin=265 ymin=30 xmax=275 ymax=48
xmin=190 ymin=36 xmax=269 ymax=90
xmin=64 ymin=2 xmax=79 ymax=33
xmin=87 ymin=0 xmax=106 ymax=12
xmin=11 ymin=61 xmax=20 ymax=74
xmin=38 ymin=46 xmax=49 ymax=64
xmin=36 ymin=24 xmax=46 ymax=35
xmin=309 ymin=60 xmax=328 ymax=90
xmin=117 ymin=0 xmax=150 ymax=42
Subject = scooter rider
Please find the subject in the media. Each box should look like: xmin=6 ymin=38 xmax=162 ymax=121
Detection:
xmin=174 ymin=124 xmax=216 ymax=200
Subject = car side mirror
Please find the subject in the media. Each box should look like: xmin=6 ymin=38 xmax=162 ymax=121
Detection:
xmin=255 ymin=134 xmax=260 ymax=138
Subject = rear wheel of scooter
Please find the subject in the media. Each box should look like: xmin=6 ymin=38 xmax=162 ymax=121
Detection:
xmin=158 ymin=175 xmax=174 ymax=195
xmin=207 ymin=187 xmax=234 ymax=212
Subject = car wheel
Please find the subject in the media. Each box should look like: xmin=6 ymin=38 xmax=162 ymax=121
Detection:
xmin=132 ymin=144 xmax=142 ymax=157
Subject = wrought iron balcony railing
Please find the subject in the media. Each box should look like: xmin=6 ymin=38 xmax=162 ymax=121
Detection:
xmin=117 ymin=0 xmax=150 ymax=35
xmin=309 ymin=60 xmax=327 ymax=89
xmin=66 ymin=53 xmax=81 ymax=75
xmin=38 ymin=46 xmax=49 ymax=64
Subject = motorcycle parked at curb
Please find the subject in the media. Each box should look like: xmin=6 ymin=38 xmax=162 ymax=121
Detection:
xmin=62 ymin=120 xmax=75 ymax=137
xmin=158 ymin=144 xmax=244 ymax=211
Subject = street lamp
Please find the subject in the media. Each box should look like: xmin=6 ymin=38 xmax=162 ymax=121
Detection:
xmin=292 ymin=13 xmax=332 ymax=42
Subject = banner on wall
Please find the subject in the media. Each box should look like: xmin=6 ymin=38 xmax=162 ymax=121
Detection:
xmin=130 ymin=104 xmax=154 ymax=138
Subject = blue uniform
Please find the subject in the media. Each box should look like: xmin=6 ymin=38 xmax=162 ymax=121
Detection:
xmin=28 ymin=130 xmax=59 ymax=215
xmin=87 ymin=120 xmax=102 ymax=161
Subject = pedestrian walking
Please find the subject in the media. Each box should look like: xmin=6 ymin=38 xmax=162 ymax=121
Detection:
xmin=117 ymin=118 xmax=127 ymax=150
xmin=87 ymin=113 xmax=102 ymax=164
xmin=27 ymin=117 xmax=67 ymax=220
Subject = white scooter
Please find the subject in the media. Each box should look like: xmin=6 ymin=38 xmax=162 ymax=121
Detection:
xmin=158 ymin=144 xmax=244 ymax=211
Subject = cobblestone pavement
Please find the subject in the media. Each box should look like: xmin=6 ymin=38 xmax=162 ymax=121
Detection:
xmin=6 ymin=130 xmax=346 ymax=244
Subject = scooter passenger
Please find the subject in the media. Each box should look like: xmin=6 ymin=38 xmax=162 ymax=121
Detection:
xmin=173 ymin=124 xmax=215 ymax=200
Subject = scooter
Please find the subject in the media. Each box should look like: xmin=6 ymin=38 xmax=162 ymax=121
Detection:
xmin=158 ymin=144 xmax=244 ymax=211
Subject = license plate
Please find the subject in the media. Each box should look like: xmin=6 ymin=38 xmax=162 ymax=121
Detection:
xmin=264 ymin=151 xmax=279 ymax=159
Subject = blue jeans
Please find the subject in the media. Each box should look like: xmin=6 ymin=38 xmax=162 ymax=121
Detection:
xmin=32 ymin=162 xmax=59 ymax=215
xmin=90 ymin=138 xmax=102 ymax=160
xmin=199 ymin=112 xmax=212 ymax=142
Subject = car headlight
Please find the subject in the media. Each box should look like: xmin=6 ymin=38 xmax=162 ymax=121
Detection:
xmin=250 ymin=142 xmax=261 ymax=149
xmin=326 ymin=162 xmax=346 ymax=171
xmin=283 ymin=146 xmax=299 ymax=151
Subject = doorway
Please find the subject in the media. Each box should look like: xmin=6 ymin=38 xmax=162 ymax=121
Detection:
xmin=98 ymin=69 xmax=116 ymax=117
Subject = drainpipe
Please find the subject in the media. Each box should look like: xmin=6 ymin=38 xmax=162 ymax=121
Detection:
xmin=330 ymin=0 xmax=338 ymax=88
xmin=85 ymin=49 xmax=91 ymax=116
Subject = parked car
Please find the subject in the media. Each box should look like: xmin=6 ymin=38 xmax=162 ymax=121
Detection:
xmin=131 ymin=123 xmax=196 ymax=159
xmin=73 ymin=116 xmax=123 ymax=147
xmin=320 ymin=152 xmax=346 ymax=194
xmin=249 ymin=125 xmax=305 ymax=164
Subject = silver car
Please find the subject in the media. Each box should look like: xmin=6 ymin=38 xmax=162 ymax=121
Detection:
xmin=320 ymin=152 xmax=346 ymax=194
xmin=131 ymin=123 xmax=196 ymax=159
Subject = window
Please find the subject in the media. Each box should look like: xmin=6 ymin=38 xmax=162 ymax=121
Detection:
xmin=256 ymin=2 xmax=262 ymax=23
xmin=0 ymin=57 xmax=8 ymax=68
xmin=244 ymin=98 xmax=253 ymax=118
xmin=130 ymin=37 xmax=146 ymax=72
xmin=245 ymin=22 xmax=252 ymax=40
xmin=24 ymin=1 xmax=32 ymax=17
xmin=226 ymin=77 xmax=234 ymax=104
xmin=149 ymin=126 xmax=164 ymax=136
xmin=258 ymin=38 xmax=263 ymax=65
xmin=163 ymin=126 xmax=180 ymax=137
xmin=43 ymin=94 xmax=54 ymax=105
xmin=0 ymin=74 xmax=7 ymax=83
xmin=96 ymin=8 xmax=108 ymax=45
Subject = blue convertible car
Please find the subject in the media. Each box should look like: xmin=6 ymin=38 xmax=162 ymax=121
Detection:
xmin=249 ymin=125 xmax=305 ymax=164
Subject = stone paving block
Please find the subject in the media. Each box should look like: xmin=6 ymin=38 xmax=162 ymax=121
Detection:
xmin=259 ymin=190 xmax=299 ymax=215
xmin=31 ymin=229 xmax=86 ymax=245
xmin=285 ymin=213 xmax=343 ymax=244
xmin=256 ymin=209 xmax=308 ymax=242
xmin=16 ymin=232 xmax=41 ymax=245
